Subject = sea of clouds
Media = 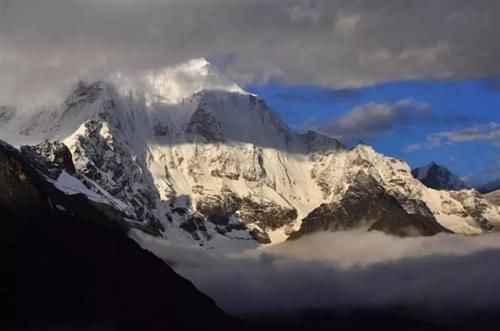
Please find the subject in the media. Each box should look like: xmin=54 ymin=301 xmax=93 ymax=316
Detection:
xmin=131 ymin=230 xmax=500 ymax=315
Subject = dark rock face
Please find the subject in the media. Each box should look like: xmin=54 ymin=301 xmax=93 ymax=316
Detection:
xmin=289 ymin=172 xmax=449 ymax=240
xmin=0 ymin=140 xmax=241 ymax=331
xmin=180 ymin=213 xmax=210 ymax=241
xmin=195 ymin=182 xmax=299 ymax=239
xmin=450 ymin=191 xmax=495 ymax=231
xmin=0 ymin=105 xmax=15 ymax=124
xmin=71 ymin=119 xmax=162 ymax=230
xmin=300 ymin=130 xmax=344 ymax=153
xmin=196 ymin=192 xmax=242 ymax=225
xmin=247 ymin=94 xmax=293 ymax=144
xmin=242 ymin=146 xmax=267 ymax=182
xmin=239 ymin=198 xmax=298 ymax=232
xmin=478 ymin=178 xmax=500 ymax=194
xmin=20 ymin=140 xmax=76 ymax=178
xmin=412 ymin=163 xmax=467 ymax=191
xmin=153 ymin=122 xmax=169 ymax=137
xmin=0 ymin=142 xmax=47 ymax=218
xmin=248 ymin=227 xmax=272 ymax=244
xmin=185 ymin=106 xmax=225 ymax=143
xmin=195 ymin=192 xmax=297 ymax=244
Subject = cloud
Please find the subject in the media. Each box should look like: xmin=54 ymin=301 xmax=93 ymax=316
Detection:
xmin=277 ymin=87 xmax=360 ymax=103
xmin=1 ymin=0 xmax=500 ymax=105
xmin=315 ymin=99 xmax=430 ymax=144
xmin=404 ymin=122 xmax=500 ymax=152
xmin=435 ymin=122 xmax=500 ymax=144
xmin=334 ymin=13 xmax=362 ymax=34
xmin=131 ymin=230 xmax=500 ymax=315
xmin=403 ymin=143 xmax=423 ymax=153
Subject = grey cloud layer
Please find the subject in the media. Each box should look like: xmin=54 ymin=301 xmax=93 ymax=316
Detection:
xmin=1 ymin=0 xmax=500 ymax=104
xmin=132 ymin=230 xmax=500 ymax=315
xmin=316 ymin=99 xmax=430 ymax=143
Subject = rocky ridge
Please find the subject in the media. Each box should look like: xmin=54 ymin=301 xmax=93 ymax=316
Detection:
xmin=0 ymin=140 xmax=241 ymax=330
xmin=1 ymin=59 xmax=500 ymax=248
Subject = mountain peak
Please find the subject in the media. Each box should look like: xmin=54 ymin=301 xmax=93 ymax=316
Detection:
xmin=300 ymin=130 xmax=344 ymax=152
xmin=426 ymin=161 xmax=439 ymax=168
xmin=412 ymin=162 xmax=468 ymax=191
xmin=414 ymin=161 xmax=438 ymax=179
xmin=352 ymin=142 xmax=375 ymax=154
xmin=187 ymin=57 xmax=210 ymax=66
xmin=171 ymin=57 xmax=219 ymax=77
xmin=134 ymin=58 xmax=248 ymax=104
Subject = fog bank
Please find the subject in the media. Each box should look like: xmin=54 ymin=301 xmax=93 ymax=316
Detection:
xmin=131 ymin=230 xmax=500 ymax=315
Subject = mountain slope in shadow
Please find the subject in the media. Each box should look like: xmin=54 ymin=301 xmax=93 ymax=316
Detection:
xmin=0 ymin=140 xmax=241 ymax=330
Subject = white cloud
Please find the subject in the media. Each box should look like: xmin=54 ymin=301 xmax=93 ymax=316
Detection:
xmin=132 ymin=229 xmax=500 ymax=315
xmin=398 ymin=41 xmax=452 ymax=68
xmin=436 ymin=122 xmax=500 ymax=143
xmin=334 ymin=13 xmax=362 ymax=34
xmin=404 ymin=122 xmax=500 ymax=152
xmin=316 ymin=99 xmax=430 ymax=144
xmin=403 ymin=143 xmax=423 ymax=153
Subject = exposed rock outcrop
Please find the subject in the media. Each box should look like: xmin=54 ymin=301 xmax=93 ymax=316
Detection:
xmin=20 ymin=140 xmax=76 ymax=178
xmin=289 ymin=172 xmax=449 ymax=239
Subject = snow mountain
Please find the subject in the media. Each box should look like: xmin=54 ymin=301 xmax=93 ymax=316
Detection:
xmin=412 ymin=162 xmax=469 ymax=191
xmin=478 ymin=178 xmax=500 ymax=194
xmin=485 ymin=190 xmax=500 ymax=206
xmin=1 ymin=58 xmax=500 ymax=249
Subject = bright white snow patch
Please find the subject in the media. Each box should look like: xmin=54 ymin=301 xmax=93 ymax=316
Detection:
xmin=54 ymin=171 xmax=106 ymax=202
xmin=55 ymin=204 xmax=66 ymax=212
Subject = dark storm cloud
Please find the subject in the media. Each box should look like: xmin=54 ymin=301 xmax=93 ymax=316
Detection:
xmin=1 ymin=0 xmax=500 ymax=104
xmin=132 ymin=230 xmax=500 ymax=315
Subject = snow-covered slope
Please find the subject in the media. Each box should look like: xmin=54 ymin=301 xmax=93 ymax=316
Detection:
xmin=304 ymin=144 xmax=500 ymax=235
xmin=485 ymin=190 xmax=500 ymax=206
xmin=412 ymin=162 xmax=468 ymax=191
xmin=1 ymin=58 xmax=500 ymax=249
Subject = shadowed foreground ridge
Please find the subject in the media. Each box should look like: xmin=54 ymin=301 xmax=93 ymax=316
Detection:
xmin=0 ymin=140 xmax=241 ymax=330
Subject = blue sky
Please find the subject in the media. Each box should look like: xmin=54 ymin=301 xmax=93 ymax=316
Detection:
xmin=247 ymin=79 xmax=500 ymax=186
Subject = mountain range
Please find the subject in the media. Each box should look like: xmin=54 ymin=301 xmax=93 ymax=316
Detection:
xmin=1 ymin=58 xmax=500 ymax=251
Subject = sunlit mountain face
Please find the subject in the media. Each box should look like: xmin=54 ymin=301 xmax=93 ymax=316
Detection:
xmin=248 ymin=79 xmax=500 ymax=188
xmin=2 ymin=1 xmax=500 ymax=330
